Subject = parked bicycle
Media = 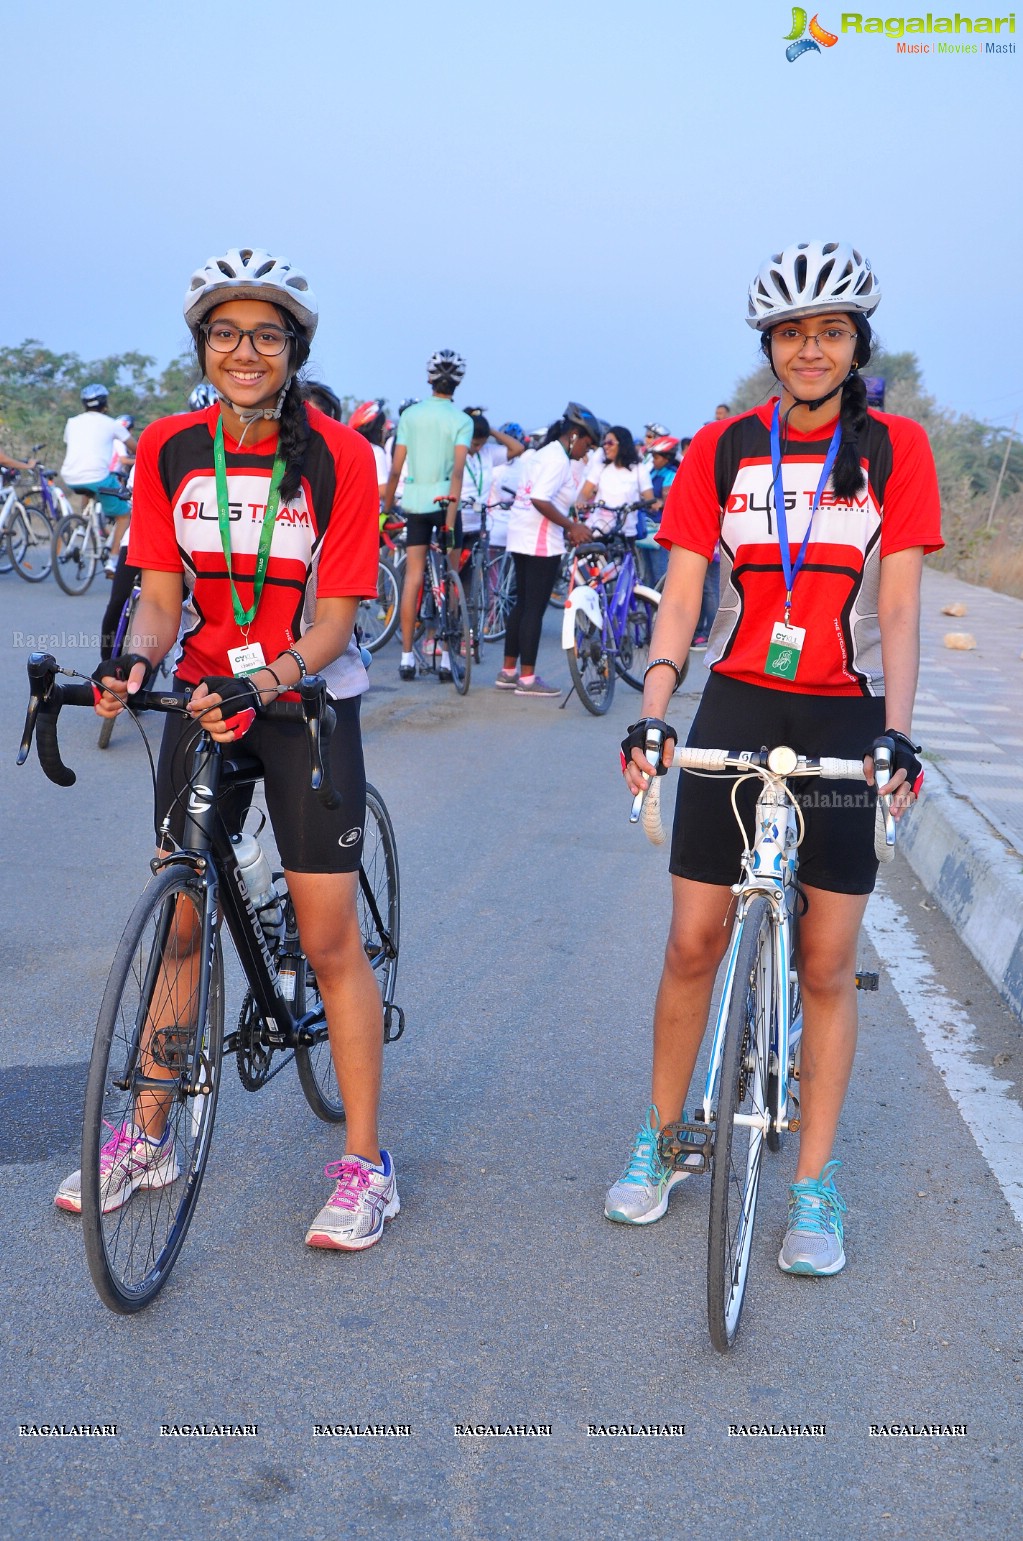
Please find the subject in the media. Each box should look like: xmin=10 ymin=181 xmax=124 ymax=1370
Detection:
xmin=407 ymin=523 xmax=472 ymax=694
xmin=0 ymin=468 xmax=53 ymax=582
xmin=561 ymin=504 xmax=666 ymax=715
xmin=631 ymin=728 xmax=894 ymax=1351
xmin=18 ymin=652 xmax=402 ymax=1313
xmin=51 ymin=481 xmax=127 ymax=595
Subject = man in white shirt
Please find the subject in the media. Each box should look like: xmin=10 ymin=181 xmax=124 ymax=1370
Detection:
xmin=61 ymin=383 xmax=137 ymax=574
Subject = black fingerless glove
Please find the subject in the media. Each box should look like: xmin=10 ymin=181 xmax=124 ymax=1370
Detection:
xmin=92 ymin=653 xmax=154 ymax=691
xmin=198 ymin=675 xmax=264 ymax=735
xmin=620 ymin=718 xmax=678 ymax=776
xmin=869 ymin=730 xmax=924 ymax=797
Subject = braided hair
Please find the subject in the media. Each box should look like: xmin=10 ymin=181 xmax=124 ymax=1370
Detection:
xmin=761 ymin=315 xmax=873 ymax=500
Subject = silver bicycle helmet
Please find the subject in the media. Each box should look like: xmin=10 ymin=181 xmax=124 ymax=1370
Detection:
xmin=81 ymin=382 xmax=109 ymax=409
xmin=746 ymin=241 xmax=881 ymax=330
xmin=426 ymin=349 xmax=466 ymax=385
xmin=183 ymin=247 xmax=318 ymax=340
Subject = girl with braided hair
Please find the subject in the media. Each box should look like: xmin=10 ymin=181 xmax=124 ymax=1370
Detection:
xmin=610 ymin=241 xmax=943 ymax=1278
xmin=64 ymin=249 xmax=399 ymax=1253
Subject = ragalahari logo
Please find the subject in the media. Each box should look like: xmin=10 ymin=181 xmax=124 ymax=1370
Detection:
xmin=784 ymin=8 xmax=840 ymax=58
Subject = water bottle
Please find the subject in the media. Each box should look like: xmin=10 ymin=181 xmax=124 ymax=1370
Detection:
xmin=232 ymin=833 xmax=285 ymax=949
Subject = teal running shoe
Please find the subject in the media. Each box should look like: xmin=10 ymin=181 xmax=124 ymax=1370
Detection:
xmin=778 ymin=1158 xmax=847 ymax=1275
xmin=604 ymin=1105 xmax=697 ymax=1225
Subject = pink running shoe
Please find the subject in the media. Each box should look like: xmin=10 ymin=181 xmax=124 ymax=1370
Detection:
xmin=305 ymin=1151 xmax=399 ymax=1251
xmin=54 ymin=1120 xmax=179 ymax=1215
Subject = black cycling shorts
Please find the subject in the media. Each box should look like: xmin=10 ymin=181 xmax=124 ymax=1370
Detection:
xmin=669 ymin=673 xmax=886 ymax=895
xmin=154 ymin=692 xmax=367 ymax=874
xmin=404 ymin=511 xmax=463 ymax=548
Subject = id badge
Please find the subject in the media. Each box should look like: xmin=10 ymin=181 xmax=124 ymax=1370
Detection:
xmin=227 ymin=641 xmax=266 ymax=677
xmin=764 ymin=621 xmax=805 ymax=682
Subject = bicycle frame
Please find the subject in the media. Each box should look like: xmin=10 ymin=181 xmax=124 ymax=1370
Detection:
xmin=699 ymin=778 xmax=801 ymax=1142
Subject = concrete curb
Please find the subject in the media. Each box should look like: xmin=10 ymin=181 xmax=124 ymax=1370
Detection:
xmin=898 ymin=759 xmax=1023 ymax=1022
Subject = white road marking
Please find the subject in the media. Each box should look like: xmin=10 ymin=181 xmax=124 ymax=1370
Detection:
xmin=865 ymin=889 xmax=1023 ymax=1231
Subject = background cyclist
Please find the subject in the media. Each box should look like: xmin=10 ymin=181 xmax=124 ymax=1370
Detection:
xmin=496 ymin=401 xmax=600 ymax=698
xmin=382 ymin=350 xmax=473 ymax=683
xmin=611 ymin=240 xmax=942 ymax=1279
xmin=59 ymin=247 xmax=395 ymax=1255
xmin=60 ymin=383 xmax=137 ymax=543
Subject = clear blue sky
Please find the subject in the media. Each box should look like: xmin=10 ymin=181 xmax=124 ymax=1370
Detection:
xmin=4 ymin=0 xmax=1021 ymax=435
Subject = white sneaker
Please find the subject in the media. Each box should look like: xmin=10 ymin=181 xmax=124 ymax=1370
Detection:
xmin=55 ymin=1121 xmax=179 ymax=1215
xmin=305 ymin=1151 xmax=399 ymax=1250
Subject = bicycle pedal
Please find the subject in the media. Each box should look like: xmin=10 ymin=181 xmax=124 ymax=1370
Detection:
xmin=658 ymin=1119 xmax=712 ymax=1174
xmin=855 ymin=970 xmax=880 ymax=992
xmin=384 ymin=1002 xmax=405 ymax=1044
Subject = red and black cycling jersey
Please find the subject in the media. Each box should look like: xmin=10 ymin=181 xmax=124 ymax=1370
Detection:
xmin=658 ymin=399 xmax=943 ymax=697
xmin=129 ymin=403 xmax=379 ymax=694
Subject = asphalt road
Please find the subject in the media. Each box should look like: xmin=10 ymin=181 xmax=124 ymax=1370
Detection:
xmin=2 ymin=575 xmax=1021 ymax=1540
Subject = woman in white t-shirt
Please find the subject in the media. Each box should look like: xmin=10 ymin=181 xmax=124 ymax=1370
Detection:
xmin=576 ymin=425 xmax=655 ymax=538
xmin=497 ymin=402 xmax=600 ymax=697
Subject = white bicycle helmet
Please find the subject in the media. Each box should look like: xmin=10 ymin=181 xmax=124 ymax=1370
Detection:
xmin=746 ymin=241 xmax=880 ymax=330
xmin=426 ymin=348 xmax=466 ymax=384
xmin=184 ymin=247 xmax=318 ymax=340
xmin=188 ymin=383 xmax=218 ymax=411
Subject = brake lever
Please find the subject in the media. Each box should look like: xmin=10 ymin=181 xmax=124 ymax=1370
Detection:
xmin=873 ymin=742 xmax=897 ymax=849
xmin=299 ymin=674 xmax=341 ymax=809
xmin=629 ymin=727 xmax=665 ymax=823
xmin=17 ymin=651 xmax=59 ymax=767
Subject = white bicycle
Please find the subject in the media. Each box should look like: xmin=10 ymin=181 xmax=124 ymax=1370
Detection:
xmin=631 ymin=729 xmax=895 ymax=1351
xmin=0 ymin=471 xmax=53 ymax=582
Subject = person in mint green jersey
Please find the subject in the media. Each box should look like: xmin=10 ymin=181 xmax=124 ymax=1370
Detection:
xmin=382 ymin=349 xmax=473 ymax=681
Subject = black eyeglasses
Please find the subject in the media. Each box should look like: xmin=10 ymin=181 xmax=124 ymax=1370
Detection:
xmin=201 ymin=321 xmax=294 ymax=357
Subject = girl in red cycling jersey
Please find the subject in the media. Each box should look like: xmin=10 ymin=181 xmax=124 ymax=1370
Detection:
xmin=56 ymin=248 xmax=397 ymax=1253
xmin=609 ymin=241 xmax=943 ymax=1276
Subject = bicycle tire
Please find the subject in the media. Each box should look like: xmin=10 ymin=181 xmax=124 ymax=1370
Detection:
xmin=358 ymin=557 xmax=401 ymax=654
xmin=80 ymin=867 xmax=223 ymax=1313
xmin=444 ymin=567 xmax=472 ymax=694
xmin=295 ymin=785 xmax=400 ymax=1121
xmin=482 ymin=551 xmax=515 ymax=642
xmin=7 ymin=500 xmax=53 ymax=582
xmin=707 ymin=893 xmax=774 ymax=1352
xmin=567 ymin=604 xmax=615 ymax=715
xmin=463 ymin=555 xmax=486 ymax=665
xmin=615 ymin=593 xmax=657 ymax=691
xmin=52 ymin=512 xmax=99 ymax=594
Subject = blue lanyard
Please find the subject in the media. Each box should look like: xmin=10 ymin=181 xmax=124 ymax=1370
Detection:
xmin=770 ymin=401 xmax=842 ymax=622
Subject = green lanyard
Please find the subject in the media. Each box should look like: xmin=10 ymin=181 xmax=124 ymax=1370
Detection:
xmin=467 ymin=452 xmax=484 ymax=499
xmin=214 ymin=417 xmax=287 ymax=630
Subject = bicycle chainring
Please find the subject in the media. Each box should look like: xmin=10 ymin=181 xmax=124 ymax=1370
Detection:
xmin=235 ymin=991 xmax=275 ymax=1090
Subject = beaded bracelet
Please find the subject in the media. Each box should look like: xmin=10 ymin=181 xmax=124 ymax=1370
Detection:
xmin=644 ymin=657 xmax=684 ymax=690
xmin=282 ymin=646 xmax=308 ymax=681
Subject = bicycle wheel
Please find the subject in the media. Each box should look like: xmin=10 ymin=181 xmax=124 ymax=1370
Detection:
xmin=707 ymin=894 xmax=774 ymax=1352
xmin=443 ymin=567 xmax=472 ymax=694
xmin=358 ymin=557 xmax=400 ymax=654
xmin=463 ymin=556 xmax=486 ymax=665
xmin=52 ymin=512 xmax=99 ymax=594
xmin=567 ymin=605 xmax=615 ymax=715
xmin=295 ymin=786 xmax=400 ymax=1120
xmin=483 ymin=551 xmax=515 ymax=642
xmin=616 ymin=593 xmax=657 ymax=691
xmin=7 ymin=500 xmax=53 ymax=581
xmin=80 ymin=867 xmax=223 ymax=1313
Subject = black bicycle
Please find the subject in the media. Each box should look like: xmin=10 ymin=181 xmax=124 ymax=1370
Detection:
xmin=19 ymin=653 xmax=402 ymax=1314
